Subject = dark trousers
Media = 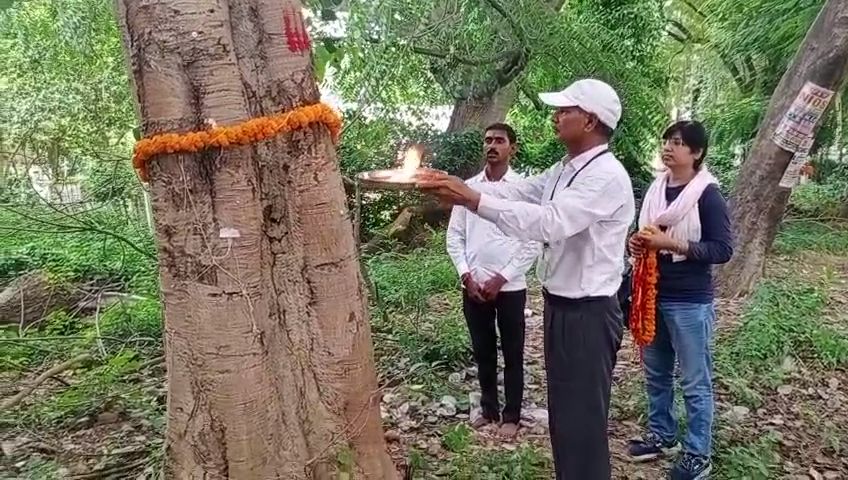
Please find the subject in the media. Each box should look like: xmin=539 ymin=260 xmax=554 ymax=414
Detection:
xmin=543 ymin=292 xmax=624 ymax=480
xmin=462 ymin=289 xmax=526 ymax=424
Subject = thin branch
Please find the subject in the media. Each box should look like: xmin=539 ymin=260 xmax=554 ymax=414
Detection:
xmin=340 ymin=35 xmax=519 ymax=67
xmin=67 ymin=458 xmax=148 ymax=480
xmin=93 ymin=293 xmax=107 ymax=358
xmin=0 ymin=205 xmax=156 ymax=260
xmin=680 ymin=0 xmax=706 ymax=19
xmin=480 ymin=0 xmax=527 ymax=44
xmin=0 ymin=335 xmax=159 ymax=344
xmin=0 ymin=353 xmax=92 ymax=411
xmin=135 ymin=355 xmax=165 ymax=371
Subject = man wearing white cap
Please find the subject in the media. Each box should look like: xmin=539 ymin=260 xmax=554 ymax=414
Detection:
xmin=418 ymin=78 xmax=635 ymax=479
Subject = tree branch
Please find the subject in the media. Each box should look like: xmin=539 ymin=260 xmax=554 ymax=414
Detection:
xmin=0 ymin=353 xmax=92 ymax=411
xmin=322 ymin=35 xmax=519 ymax=68
xmin=518 ymin=78 xmax=544 ymax=110
xmin=480 ymin=0 xmax=527 ymax=44
xmin=0 ymin=205 xmax=156 ymax=261
xmin=680 ymin=0 xmax=707 ymax=19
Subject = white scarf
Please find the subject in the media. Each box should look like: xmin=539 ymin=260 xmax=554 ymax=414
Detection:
xmin=638 ymin=168 xmax=718 ymax=262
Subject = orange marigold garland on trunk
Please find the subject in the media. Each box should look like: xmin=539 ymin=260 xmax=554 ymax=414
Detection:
xmin=629 ymin=246 xmax=658 ymax=349
xmin=132 ymin=102 xmax=342 ymax=181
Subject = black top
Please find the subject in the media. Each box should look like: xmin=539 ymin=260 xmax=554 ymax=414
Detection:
xmin=656 ymin=183 xmax=733 ymax=303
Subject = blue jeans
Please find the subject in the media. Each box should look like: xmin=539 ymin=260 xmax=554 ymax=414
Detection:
xmin=643 ymin=301 xmax=715 ymax=457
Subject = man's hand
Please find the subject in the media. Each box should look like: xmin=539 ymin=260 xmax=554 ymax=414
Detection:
xmin=417 ymin=172 xmax=482 ymax=210
xmin=480 ymin=274 xmax=508 ymax=302
xmin=462 ymin=273 xmax=486 ymax=303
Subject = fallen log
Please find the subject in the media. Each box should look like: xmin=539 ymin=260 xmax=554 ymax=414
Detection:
xmin=0 ymin=271 xmax=87 ymax=329
xmin=361 ymin=207 xmax=418 ymax=256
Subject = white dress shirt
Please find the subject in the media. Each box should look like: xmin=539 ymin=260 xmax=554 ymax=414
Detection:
xmin=473 ymin=144 xmax=635 ymax=298
xmin=446 ymin=168 xmax=541 ymax=292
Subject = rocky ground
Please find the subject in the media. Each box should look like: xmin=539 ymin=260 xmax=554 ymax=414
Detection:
xmin=379 ymin=274 xmax=848 ymax=479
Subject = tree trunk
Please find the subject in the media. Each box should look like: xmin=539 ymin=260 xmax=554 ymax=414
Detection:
xmin=446 ymin=85 xmax=517 ymax=133
xmin=717 ymin=0 xmax=848 ymax=297
xmin=115 ymin=1 xmax=396 ymax=478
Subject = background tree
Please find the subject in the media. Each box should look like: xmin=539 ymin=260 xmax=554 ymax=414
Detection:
xmin=715 ymin=0 xmax=848 ymax=296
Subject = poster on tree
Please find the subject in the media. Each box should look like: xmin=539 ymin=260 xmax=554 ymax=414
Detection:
xmin=772 ymin=81 xmax=835 ymax=153
xmin=779 ymin=136 xmax=814 ymax=188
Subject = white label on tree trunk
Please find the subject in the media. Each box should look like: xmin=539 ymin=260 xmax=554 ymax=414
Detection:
xmin=779 ymin=136 xmax=814 ymax=189
xmin=772 ymin=81 xmax=835 ymax=152
xmin=219 ymin=227 xmax=241 ymax=239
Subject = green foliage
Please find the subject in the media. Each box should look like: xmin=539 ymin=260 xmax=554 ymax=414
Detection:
xmin=99 ymin=298 xmax=162 ymax=343
xmin=0 ymin=207 xmax=157 ymax=293
xmin=83 ymin=154 xmax=142 ymax=203
xmin=371 ymin=295 xmax=471 ymax=380
xmin=331 ymin=0 xmax=669 ymax=178
xmin=787 ymin=179 xmax=848 ymax=220
xmin=366 ymin=231 xmax=458 ymax=310
xmin=441 ymin=423 xmax=473 ymax=453
xmin=0 ymin=0 xmax=134 ymax=155
xmin=774 ymin=220 xmax=848 ymax=255
xmin=444 ymin=445 xmax=552 ymax=479
xmin=714 ymin=431 xmax=782 ymax=480
xmin=3 ymin=349 xmax=142 ymax=428
xmin=429 ymin=130 xmax=485 ymax=177
xmin=366 ymin=231 xmax=471 ymax=392
xmin=12 ymin=458 xmax=61 ymax=479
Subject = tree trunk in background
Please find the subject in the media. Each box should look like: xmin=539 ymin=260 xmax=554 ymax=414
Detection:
xmin=717 ymin=0 xmax=848 ymax=297
xmin=447 ymin=85 xmax=517 ymax=133
xmin=448 ymin=86 xmax=517 ymax=180
xmin=116 ymin=1 xmax=395 ymax=478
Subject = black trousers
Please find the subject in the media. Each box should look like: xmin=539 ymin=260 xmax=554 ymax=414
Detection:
xmin=462 ymin=289 xmax=526 ymax=424
xmin=543 ymin=292 xmax=624 ymax=480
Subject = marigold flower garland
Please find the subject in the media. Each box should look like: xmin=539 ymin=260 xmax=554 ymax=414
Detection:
xmin=629 ymin=245 xmax=658 ymax=349
xmin=132 ymin=102 xmax=342 ymax=181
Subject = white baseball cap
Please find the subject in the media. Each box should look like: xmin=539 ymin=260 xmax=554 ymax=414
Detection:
xmin=538 ymin=79 xmax=622 ymax=130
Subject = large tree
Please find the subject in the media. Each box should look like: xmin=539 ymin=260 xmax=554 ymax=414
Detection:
xmin=329 ymin=0 xmax=668 ymax=174
xmin=717 ymin=0 xmax=848 ymax=296
xmin=115 ymin=0 xmax=396 ymax=477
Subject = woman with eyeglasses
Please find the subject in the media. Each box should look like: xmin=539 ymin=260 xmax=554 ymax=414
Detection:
xmin=627 ymin=120 xmax=733 ymax=480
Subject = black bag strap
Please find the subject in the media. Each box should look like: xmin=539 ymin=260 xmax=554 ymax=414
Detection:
xmin=548 ymin=149 xmax=610 ymax=201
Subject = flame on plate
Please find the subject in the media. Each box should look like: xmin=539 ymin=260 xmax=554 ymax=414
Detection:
xmin=402 ymin=144 xmax=424 ymax=174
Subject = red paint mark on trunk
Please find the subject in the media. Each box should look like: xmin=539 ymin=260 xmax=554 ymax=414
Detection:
xmin=283 ymin=8 xmax=311 ymax=54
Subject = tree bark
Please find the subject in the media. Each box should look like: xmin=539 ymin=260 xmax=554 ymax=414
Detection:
xmin=115 ymin=1 xmax=395 ymax=478
xmin=717 ymin=0 xmax=848 ymax=297
xmin=446 ymin=85 xmax=517 ymax=133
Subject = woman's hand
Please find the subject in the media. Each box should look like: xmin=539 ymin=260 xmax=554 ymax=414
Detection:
xmin=628 ymin=234 xmax=645 ymax=257
xmin=640 ymin=227 xmax=688 ymax=254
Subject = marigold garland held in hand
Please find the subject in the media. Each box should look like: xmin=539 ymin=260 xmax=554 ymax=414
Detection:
xmin=629 ymin=238 xmax=658 ymax=348
xmin=132 ymin=102 xmax=342 ymax=181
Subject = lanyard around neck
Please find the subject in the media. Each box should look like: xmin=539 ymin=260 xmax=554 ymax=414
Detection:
xmin=548 ymin=149 xmax=609 ymax=201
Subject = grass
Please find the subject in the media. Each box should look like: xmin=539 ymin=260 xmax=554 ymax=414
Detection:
xmin=708 ymin=221 xmax=848 ymax=479
xmin=366 ymin=231 xmax=472 ymax=395
xmin=774 ymin=219 xmax=848 ymax=255
xmin=366 ymin=231 xmax=458 ymax=312
xmin=408 ymin=443 xmax=552 ymax=479
xmin=714 ymin=430 xmax=782 ymax=480
xmin=715 ymin=271 xmax=848 ymax=406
